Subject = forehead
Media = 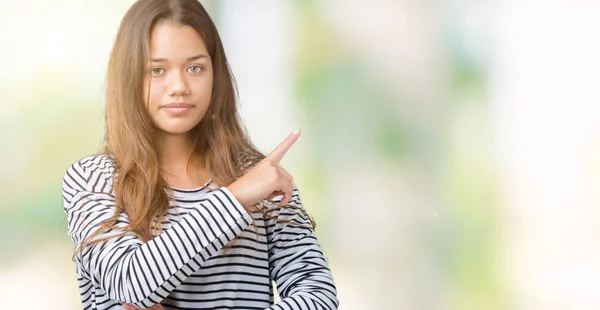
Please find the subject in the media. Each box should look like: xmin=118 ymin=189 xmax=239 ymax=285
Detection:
xmin=149 ymin=21 xmax=209 ymax=59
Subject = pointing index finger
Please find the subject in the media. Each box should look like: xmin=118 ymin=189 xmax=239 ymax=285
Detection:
xmin=267 ymin=129 xmax=301 ymax=163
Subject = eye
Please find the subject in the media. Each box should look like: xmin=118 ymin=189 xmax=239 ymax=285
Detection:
xmin=151 ymin=67 xmax=165 ymax=75
xmin=187 ymin=65 xmax=203 ymax=74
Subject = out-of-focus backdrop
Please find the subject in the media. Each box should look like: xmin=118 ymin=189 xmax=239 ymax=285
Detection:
xmin=1 ymin=0 xmax=600 ymax=309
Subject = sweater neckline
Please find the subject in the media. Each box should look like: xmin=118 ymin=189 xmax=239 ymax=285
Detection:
xmin=169 ymin=178 xmax=215 ymax=193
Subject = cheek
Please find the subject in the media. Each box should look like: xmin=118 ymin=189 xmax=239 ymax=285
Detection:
xmin=144 ymin=80 xmax=162 ymax=108
xmin=200 ymin=75 xmax=214 ymax=98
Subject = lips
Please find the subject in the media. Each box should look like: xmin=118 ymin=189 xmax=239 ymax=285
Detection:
xmin=162 ymin=102 xmax=193 ymax=108
xmin=160 ymin=102 xmax=194 ymax=115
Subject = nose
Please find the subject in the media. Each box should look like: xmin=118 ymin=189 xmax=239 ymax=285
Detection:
xmin=167 ymin=70 xmax=190 ymax=97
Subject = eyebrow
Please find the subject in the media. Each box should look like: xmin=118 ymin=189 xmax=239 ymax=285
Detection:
xmin=151 ymin=54 xmax=209 ymax=62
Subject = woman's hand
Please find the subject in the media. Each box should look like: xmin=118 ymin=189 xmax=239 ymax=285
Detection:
xmin=227 ymin=129 xmax=301 ymax=208
xmin=121 ymin=303 xmax=165 ymax=310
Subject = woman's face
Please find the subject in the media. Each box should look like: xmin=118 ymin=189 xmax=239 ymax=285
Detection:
xmin=144 ymin=21 xmax=213 ymax=136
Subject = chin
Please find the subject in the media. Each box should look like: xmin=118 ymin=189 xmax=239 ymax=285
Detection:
xmin=157 ymin=123 xmax=200 ymax=135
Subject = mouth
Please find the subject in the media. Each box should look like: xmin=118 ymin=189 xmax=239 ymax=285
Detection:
xmin=160 ymin=102 xmax=194 ymax=114
xmin=162 ymin=102 xmax=194 ymax=109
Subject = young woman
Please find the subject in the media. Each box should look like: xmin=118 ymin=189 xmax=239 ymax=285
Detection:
xmin=61 ymin=0 xmax=338 ymax=309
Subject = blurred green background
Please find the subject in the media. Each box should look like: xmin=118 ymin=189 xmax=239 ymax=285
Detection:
xmin=1 ymin=1 xmax=600 ymax=309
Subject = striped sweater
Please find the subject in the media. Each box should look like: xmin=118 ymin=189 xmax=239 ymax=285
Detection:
xmin=62 ymin=155 xmax=338 ymax=310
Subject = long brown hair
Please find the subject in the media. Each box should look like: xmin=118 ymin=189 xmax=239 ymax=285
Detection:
xmin=75 ymin=0 xmax=280 ymax=255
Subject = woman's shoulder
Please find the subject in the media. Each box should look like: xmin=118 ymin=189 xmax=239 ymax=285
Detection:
xmin=63 ymin=154 xmax=116 ymax=193
xmin=237 ymin=150 xmax=264 ymax=173
xmin=71 ymin=154 xmax=115 ymax=173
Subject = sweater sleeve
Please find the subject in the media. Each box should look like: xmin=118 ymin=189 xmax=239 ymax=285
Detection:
xmin=62 ymin=157 xmax=253 ymax=308
xmin=264 ymin=188 xmax=339 ymax=310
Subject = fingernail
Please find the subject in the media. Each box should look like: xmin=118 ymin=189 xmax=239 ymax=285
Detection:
xmin=292 ymin=128 xmax=300 ymax=135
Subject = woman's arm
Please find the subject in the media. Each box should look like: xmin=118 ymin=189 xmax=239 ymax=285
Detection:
xmin=265 ymin=188 xmax=339 ymax=310
xmin=63 ymin=158 xmax=253 ymax=309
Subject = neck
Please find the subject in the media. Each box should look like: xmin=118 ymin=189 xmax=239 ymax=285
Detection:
xmin=156 ymin=132 xmax=195 ymax=175
xmin=155 ymin=132 xmax=212 ymax=189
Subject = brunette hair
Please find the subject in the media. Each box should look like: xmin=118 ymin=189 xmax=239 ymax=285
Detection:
xmin=75 ymin=0 xmax=314 ymax=258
